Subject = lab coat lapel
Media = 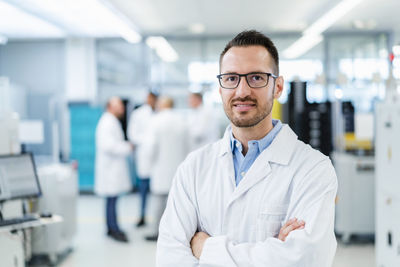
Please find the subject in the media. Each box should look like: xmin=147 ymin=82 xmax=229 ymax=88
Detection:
xmin=229 ymin=149 xmax=272 ymax=203
xmin=218 ymin=127 xmax=236 ymax=190
xmin=228 ymin=125 xmax=297 ymax=204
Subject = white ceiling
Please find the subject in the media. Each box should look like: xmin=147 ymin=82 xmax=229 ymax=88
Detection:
xmin=109 ymin=0 xmax=400 ymax=36
xmin=1 ymin=0 xmax=400 ymax=42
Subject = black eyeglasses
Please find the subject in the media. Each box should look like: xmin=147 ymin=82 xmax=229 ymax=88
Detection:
xmin=216 ymin=72 xmax=278 ymax=89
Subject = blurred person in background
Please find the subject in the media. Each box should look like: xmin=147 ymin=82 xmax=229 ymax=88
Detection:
xmin=95 ymin=96 xmax=133 ymax=243
xmin=145 ymin=96 xmax=189 ymax=241
xmin=187 ymin=92 xmax=220 ymax=151
xmin=127 ymin=92 xmax=158 ymax=227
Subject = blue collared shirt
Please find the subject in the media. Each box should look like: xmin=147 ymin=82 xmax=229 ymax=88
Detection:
xmin=230 ymin=119 xmax=283 ymax=186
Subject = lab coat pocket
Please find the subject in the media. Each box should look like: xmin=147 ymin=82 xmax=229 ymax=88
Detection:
xmin=256 ymin=204 xmax=288 ymax=241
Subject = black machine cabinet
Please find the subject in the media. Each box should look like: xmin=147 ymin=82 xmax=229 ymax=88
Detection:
xmin=288 ymin=81 xmax=333 ymax=156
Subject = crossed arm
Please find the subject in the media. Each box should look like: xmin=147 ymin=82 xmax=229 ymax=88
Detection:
xmin=190 ymin=218 xmax=306 ymax=259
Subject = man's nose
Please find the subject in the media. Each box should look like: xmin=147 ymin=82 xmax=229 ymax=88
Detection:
xmin=235 ymin=76 xmax=252 ymax=98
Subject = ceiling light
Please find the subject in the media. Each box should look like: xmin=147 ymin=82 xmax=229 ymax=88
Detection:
xmin=353 ymin=20 xmax=365 ymax=29
xmin=146 ymin=36 xmax=178 ymax=62
xmin=282 ymin=0 xmax=364 ymax=59
xmin=0 ymin=34 xmax=8 ymax=44
xmin=0 ymin=0 xmax=64 ymax=38
xmin=283 ymin=35 xmax=323 ymax=59
xmin=304 ymin=0 xmax=364 ymax=36
xmin=189 ymin=23 xmax=205 ymax=34
xmin=4 ymin=0 xmax=141 ymax=42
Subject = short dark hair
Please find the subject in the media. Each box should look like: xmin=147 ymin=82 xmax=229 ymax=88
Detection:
xmin=219 ymin=30 xmax=279 ymax=75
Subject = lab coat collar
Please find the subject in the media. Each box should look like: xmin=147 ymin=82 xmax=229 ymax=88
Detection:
xmin=222 ymin=124 xmax=298 ymax=205
xmin=265 ymin=124 xmax=298 ymax=165
xmin=219 ymin=124 xmax=298 ymax=166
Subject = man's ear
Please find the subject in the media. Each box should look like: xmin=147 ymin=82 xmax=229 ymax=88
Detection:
xmin=274 ymin=76 xmax=284 ymax=99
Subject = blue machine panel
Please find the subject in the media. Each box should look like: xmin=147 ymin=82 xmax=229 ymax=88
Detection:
xmin=69 ymin=104 xmax=103 ymax=192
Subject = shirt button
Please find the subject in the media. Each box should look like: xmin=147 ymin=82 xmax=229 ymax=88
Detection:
xmin=236 ymin=143 xmax=240 ymax=148
xmin=241 ymin=172 xmax=245 ymax=177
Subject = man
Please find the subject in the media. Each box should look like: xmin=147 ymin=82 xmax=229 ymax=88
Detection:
xmin=157 ymin=30 xmax=338 ymax=266
xmin=187 ymin=92 xmax=221 ymax=151
xmin=95 ymin=97 xmax=133 ymax=243
xmin=145 ymin=97 xmax=189 ymax=241
xmin=127 ymin=92 xmax=158 ymax=227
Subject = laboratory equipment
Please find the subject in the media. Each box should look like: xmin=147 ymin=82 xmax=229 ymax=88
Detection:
xmin=31 ymin=163 xmax=78 ymax=265
xmin=375 ymin=97 xmax=400 ymax=267
xmin=332 ymin=151 xmax=375 ymax=243
xmin=0 ymin=153 xmax=41 ymax=202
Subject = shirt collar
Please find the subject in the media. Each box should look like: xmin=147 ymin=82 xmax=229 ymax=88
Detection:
xmin=229 ymin=119 xmax=282 ymax=153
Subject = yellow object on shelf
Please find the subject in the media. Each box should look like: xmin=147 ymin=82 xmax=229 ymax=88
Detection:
xmin=344 ymin=133 xmax=373 ymax=150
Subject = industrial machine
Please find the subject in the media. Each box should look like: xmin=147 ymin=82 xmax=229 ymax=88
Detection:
xmin=31 ymin=163 xmax=78 ymax=265
xmin=375 ymin=93 xmax=400 ymax=267
xmin=332 ymin=151 xmax=375 ymax=243
xmin=0 ymin=153 xmax=42 ymax=267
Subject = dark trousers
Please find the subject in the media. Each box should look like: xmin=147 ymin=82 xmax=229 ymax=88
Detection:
xmin=106 ymin=196 xmax=120 ymax=232
xmin=138 ymin=178 xmax=150 ymax=218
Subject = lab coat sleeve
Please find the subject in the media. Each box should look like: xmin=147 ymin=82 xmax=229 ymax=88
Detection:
xmin=147 ymin=118 xmax=159 ymax=163
xmin=127 ymin=113 xmax=138 ymax=144
xmin=97 ymin=122 xmax=131 ymax=157
xmin=199 ymin=159 xmax=338 ymax=267
xmin=156 ymin=159 xmax=200 ymax=267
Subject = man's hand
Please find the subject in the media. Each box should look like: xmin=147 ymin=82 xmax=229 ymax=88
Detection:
xmin=190 ymin=231 xmax=210 ymax=259
xmin=278 ymin=218 xmax=305 ymax=241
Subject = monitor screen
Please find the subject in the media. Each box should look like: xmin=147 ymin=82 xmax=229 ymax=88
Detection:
xmin=0 ymin=153 xmax=41 ymax=201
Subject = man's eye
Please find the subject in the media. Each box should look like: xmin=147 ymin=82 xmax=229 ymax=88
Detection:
xmin=224 ymin=76 xmax=238 ymax=82
xmin=251 ymin=75 xmax=264 ymax=81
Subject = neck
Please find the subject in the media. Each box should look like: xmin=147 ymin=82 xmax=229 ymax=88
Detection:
xmin=231 ymin=116 xmax=273 ymax=155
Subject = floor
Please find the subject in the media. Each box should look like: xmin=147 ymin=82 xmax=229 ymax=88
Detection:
xmin=55 ymin=194 xmax=375 ymax=267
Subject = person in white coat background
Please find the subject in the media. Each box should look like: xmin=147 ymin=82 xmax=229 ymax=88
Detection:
xmin=157 ymin=30 xmax=338 ymax=266
xmin=95 ymin=97 xmax=133 ymax=243
xmin=187 ymin=92 xmax=220 ymax=151
xmin=146 ymin=96 xmax=189 ymax=241
xmin=127 ymin=92 xmax=158 ymax=227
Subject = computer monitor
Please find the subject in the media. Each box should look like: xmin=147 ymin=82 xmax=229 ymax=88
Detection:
xmin=0 ymin=153 xmax=41 ymax=202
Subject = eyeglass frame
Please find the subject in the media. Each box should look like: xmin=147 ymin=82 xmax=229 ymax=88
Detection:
xmin=216 ymin=72 xmax=278 ymax=89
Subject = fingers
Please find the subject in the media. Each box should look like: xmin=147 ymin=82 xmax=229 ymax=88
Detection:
xmin=278 ymin=218 xmax=305 ymax=242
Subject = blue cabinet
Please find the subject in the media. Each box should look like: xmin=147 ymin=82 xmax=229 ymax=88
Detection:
xmin=69 ymin=104 xmax=102 ymax=192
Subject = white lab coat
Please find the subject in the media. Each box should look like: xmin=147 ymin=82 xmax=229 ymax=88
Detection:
xmin=127 ymin=104 xmax=155 ymax=178
xmin=157 ymin=124 xmax=338 ymax=267
xmin=188 ymin=106 xmax=220 ymax=151
xmin=148 ymin=109 xmax=188 ymax=194
xmin=94 ymin=112 xmax=132 ymax=196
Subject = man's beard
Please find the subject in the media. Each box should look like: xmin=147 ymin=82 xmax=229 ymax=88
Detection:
xmin=223 ymin=96 xmax=273 ymax=128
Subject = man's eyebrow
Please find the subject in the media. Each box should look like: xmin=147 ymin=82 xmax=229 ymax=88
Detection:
xmin=220 ymin=70 xmax=269 ymax=74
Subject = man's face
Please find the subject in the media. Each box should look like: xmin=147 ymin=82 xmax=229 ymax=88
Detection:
xmin=147 ymin=95 xmax=157 ymax=110
xmin=114 ymin=99 xmax=125 ymax=119
xmin=219 ymin=45 xmax=282 ymax=128
xmin=188 ymin=94 xmax=201 ymax=109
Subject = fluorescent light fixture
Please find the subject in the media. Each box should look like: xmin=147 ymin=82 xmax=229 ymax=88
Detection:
xmin=0 ymin=34 xmax=8 ymax=44
xmin=146 ymin=36 xmax=178 ymax=62
xmin=4 ymin=0 xmax=141 ymax=42
xmin=283 ymin=35 xmax=323 ymax=59
xmin=283 ymin=0 xmax=364 ymax=59
xmin=189 ymin=23 xmax=205 ymax=34
xmin=0 ymin=0 xmax=64 ymax=38
xmin=304 ymin=0 xmax=364 ymax=36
